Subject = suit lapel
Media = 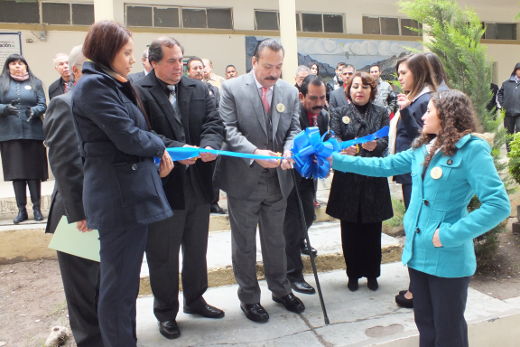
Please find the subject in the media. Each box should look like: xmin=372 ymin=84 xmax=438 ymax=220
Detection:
xmin=246 ymin=72 xmax=268 ymax=136
xmin=178 ymin=78 xmax=194 ymax=141
xmin=149 ymin=82 xmax=183 ymax=131
xmin=271 ymin=85 xmax=281 ymax=138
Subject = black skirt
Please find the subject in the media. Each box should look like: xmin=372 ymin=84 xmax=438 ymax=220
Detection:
xmin=0 ymin=139 xmax=48 ymax=181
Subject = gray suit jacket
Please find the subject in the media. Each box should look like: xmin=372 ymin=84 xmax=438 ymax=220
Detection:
xmin=329 ymin=87 xmax=348 ymax=111
xmin=215 ymin=71 xmax=301 ymax=199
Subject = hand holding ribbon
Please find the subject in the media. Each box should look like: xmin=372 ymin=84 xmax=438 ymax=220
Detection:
xmin=291 ymin=126 xmax=389 ymax=179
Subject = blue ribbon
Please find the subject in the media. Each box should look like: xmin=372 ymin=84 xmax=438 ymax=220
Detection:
xmin=156 ymin=126 xmax=389 ymax=179
xmin=291 ymin=126 xmax=389 ymax=179
xmin=154 ymin=146 xmax=285 ymax=164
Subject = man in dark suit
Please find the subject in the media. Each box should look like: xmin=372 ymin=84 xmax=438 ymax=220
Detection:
xmin=48 ymin=53 xmax=73 ymax=100
xmin=136 ymin=37 xmax=225 ymax=340
xmin=329 ymin=64 xmax=355 ymax=110
xmin=43 ymin=45 xmax=102 ymax=347
xmin=128 ymin=48 xmax=152 ymax=83
xmin=214 ymin=39 xmax=304 ymax=323
xmin=284 ymin=75 xmax=329 ymax=295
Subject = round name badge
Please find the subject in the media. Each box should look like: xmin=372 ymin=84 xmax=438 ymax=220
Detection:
xmin=430 ymin=166 xmax=443 ymax=179
xmin=342 ymin=116 xmax=350 ymax=124
xmin=24 ymin=85 xmax=32 ymax=90
xmin=276 ymin=103 xmax=286 ymax=113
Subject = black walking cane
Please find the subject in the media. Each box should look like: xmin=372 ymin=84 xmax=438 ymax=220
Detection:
xmin=290 ymin=168 xmax=330 ymax=325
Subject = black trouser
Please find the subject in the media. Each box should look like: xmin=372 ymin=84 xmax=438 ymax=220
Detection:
xmin=13 ymin=179 xmax=41 ymax=208
xmin=340 ymin=220 xmax=382 ymax=279
xmin=504 ymin=114 xmax=520 ymax=151
xmin=57 ymin=251 xmax=103 ymax=347
xmin=146 ymin=171 xmax=210 ymax=322
xmin=283 ymin=177 xmax=315 ymax=281
xmin=402 ymin=183 xmax=412 ymax=210
xmin=98 ymin=224 xmax=148 ymax=347
xmin=409 ymin=268 xmax=470 ymax=347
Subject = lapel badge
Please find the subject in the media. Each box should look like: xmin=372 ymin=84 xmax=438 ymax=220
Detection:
xmin=342 ymin=116 xmax=350 ymax=124
xmin=24 ymin=85 xmax=32 ymax=90
xmin=430 ymin=166 xmax=443 ymax=179
xmin=276 ymin=103 xmax=286 ymax=113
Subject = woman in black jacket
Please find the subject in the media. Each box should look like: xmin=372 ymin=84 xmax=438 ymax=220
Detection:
xmin=0 ymin=54 xmax=47 ymax=223
xmin=326 ymin=71 xmax=393 ymax=291
xmin=72 ymin=21 xmax=173 ymax=347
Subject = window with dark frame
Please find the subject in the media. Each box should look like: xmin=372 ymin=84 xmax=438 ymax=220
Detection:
xmin=72 ymin=4 xmax=94 ymax=26
xmin=127 ymin=6 xmax=153 ymax=27
xmin=255 ymin=10 xmax=279 ymax=30
xmin=0 ymin=0 xmax=39 ymax=24
xmin=302 ymin=13 xmax=323 ymax=32
xmin=42 ymin=3 xmax=70 ymax=25
xmin=362 ymin=16 xmax=381 ymax=34
xmin=483 ymin=22 xmax=517 ymax=40
xmin=363 ymin=16 xmax=422 ymax=36
xmin=154 ymin=7 xmax=179 ymax=28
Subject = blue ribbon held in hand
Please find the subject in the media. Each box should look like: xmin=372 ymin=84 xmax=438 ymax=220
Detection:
xmin=291 ymin=126 xmax=389 ymax=179
xmin=156 ymin=126 xmax=389 ymax=179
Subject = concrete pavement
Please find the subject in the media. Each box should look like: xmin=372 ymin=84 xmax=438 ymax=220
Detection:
xmin=135 ymin=263 xmax=520 ymax=346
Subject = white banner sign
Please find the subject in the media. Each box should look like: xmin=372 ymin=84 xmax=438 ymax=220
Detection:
xmin=0 ymin=32 xmax=22 ymax=69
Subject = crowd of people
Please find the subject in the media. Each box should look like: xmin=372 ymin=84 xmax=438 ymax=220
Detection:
xmin=0 ymin=19 xmax=513 ymax=347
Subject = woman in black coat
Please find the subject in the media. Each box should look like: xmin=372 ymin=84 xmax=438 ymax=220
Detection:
xmin=72 ymin=21 xmax=173 ymax=347
xmin=0 ymin=54 xmax=48 ymax=223
xmin=326 ymin=71 xmax=393 ymax=291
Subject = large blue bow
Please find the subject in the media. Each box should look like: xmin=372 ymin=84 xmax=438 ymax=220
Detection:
xmin=291 ymin=126 xmax=389 ymax=179
xmin=291 ymin=127 xmax=340 ymax=179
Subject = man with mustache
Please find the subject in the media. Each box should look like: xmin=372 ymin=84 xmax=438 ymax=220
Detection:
xmin=214 ymin=38 xmax=304 ymax=323
xmin=187 ymin=57 xmax=220 ymax=110
xmin=283 ymin=75 xmax=328 ymax=295
xmin=135 ymin=37 xmax=225 ymax=340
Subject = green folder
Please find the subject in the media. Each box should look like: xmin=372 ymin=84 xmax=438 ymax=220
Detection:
xmin=48 ymin=216 xmax=100 ymax=262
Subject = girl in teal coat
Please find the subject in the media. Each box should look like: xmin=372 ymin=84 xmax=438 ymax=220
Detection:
xmin=330 ymin=89 xmax=510 ymax=347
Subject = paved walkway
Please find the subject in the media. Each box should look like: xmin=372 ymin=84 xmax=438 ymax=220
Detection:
xmin=135 ymin=263 xmax=520 ymax=346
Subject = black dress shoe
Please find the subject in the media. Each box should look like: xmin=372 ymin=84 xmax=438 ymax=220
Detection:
xmin=290 ymin=279 xmax=316 ymax=295
xmin=367 ymin=277 xmax=379 ymax=291
xmin=210 ymin=203 xmax=226 ymax=214
xmin=13 ymin=208 xmax=28 ymax=224
xmin=395 ymin=292 xmax=414 ymax=308
xmin=300 ymin=240 xmax=318 ymax=257
xmin=33 ymin=207 xmax=44 ymax=221
xmin=184 ymin=303 xmax=225 ymax=318
xmin=272 ymin=293 xmax=305 ymax=313
xmin=347 ymin=278 xmax=359 ymax=292
xmin=158 ymin=320 xmax=180 ymax=339
xmin=240 ymin=303 xmax=269 ymax=323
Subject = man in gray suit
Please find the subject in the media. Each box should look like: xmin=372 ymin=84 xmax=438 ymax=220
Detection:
xmin=215 ymin=39 xmax=304 ymax=323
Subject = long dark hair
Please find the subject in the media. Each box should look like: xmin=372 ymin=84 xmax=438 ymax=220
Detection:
xmin=412 ymin=89 xmax=478 ymax=167
xmin=0 ymin=54 xmax=41 ymax=95
xmin=83 ymin=21 xmax=152 ymax=129
xmin=424 ymin=52 xmax=448 ymax=87
xmin=396 ymin=53 xmax=437 ymax=100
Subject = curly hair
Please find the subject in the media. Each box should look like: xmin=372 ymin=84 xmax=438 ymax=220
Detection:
xmin=344 ymin=71 xmax=377 ymax=102
xmin=412 ymin=89 xmax=478 ymax=167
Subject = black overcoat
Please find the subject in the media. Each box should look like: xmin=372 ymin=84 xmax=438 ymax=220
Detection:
xmin=136 ymin=72 xmax=224 ymax=210
xmin=326 ymin=102 xmax=393 ymax=223
xmin=72 ymin=62 xmax=172 ymax=230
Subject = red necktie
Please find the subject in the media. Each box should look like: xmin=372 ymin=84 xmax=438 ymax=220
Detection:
xmin=261 ymin=87 xmax=270 ymax=114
